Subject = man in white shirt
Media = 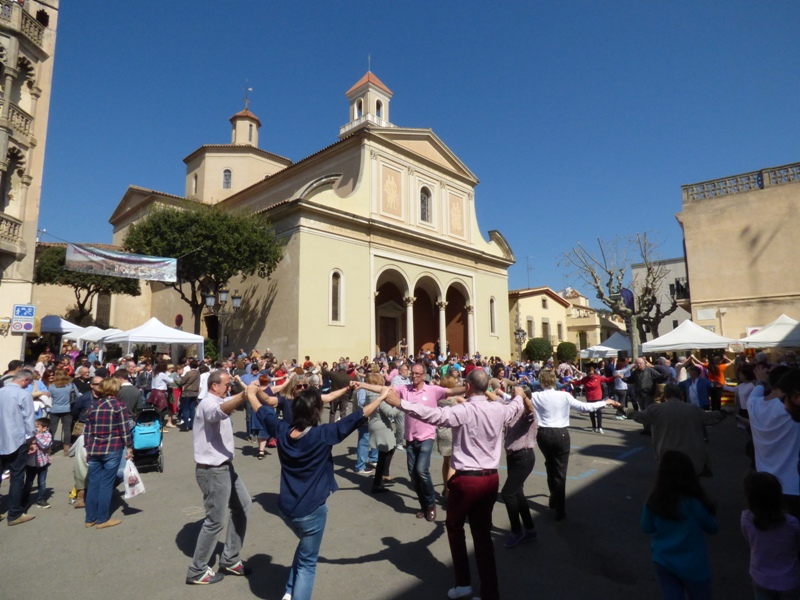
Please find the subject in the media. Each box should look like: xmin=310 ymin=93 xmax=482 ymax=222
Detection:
xmin=186 ymin=371 xmax=251 ymax=585
xmin=748 ymin=365 xmax=800 ymax=517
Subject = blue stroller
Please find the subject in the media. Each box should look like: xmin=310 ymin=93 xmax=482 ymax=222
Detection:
xmin=132 ymin=406 xmax=163 ymax=473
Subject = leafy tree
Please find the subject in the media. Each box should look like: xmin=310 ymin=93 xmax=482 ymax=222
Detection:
xmin=34 ymin=245 xmax=141 ymax=325
xmin=524 ymin=337 xmax=553 ymax=362
xmin=556 ymin=341 xmax=578 ymax=363
xmin=559 ymin=233 xmax=679 ymax=350
xmin=123 ymin=203 xmax=283 ymax=334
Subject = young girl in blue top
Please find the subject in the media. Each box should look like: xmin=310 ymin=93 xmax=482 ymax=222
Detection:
xmin=250 ymin=384 xmax=387 ymax=600
xmin=641 ymin=450 xmax=718 ymax=600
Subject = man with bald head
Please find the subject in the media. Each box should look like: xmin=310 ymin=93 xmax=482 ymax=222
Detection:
xmin=386 ymin=369 xmax=528 ymax=600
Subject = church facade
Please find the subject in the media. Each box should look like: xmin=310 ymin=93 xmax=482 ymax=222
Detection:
xmin=108 ymin=73 xmax=515 ymax=360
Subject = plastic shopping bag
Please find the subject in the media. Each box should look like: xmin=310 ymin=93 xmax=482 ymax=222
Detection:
xmin=123 ymin=459 xmax=146 ymax=499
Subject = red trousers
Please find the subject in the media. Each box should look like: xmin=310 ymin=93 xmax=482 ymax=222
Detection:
xmin=445 ymin=472 xmax=500 ymax=600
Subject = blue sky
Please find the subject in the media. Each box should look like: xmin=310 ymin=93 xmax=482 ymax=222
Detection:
xmin=39 ymin=1 xmax=800 ymax=301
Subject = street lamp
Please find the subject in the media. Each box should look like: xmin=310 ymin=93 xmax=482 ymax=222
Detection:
xmin=514 ymin=327 xmax=527 ymax=361
xmin=204 ymin=287 xmax=242 ymax=357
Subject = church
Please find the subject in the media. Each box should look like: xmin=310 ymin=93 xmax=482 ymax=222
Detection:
xmin=106 ymin=72 xmax=516 ymax=360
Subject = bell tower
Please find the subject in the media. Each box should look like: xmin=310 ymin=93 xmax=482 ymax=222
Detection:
xmin=230 ymin=105 xmax=261 ymax=147
xmin=339 ymin=71 xmax=394 ymax=138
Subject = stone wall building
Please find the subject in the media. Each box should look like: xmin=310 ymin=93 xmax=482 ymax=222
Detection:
xmin=630 ymin=257 xmax=691 ymax=339
xmin=0 ymin=0 xmax=58 ymax=360
xmin=678 ymin=162 xmax=800 ymax=338
xmin=107 ymin=72 xmax=515 ymax=360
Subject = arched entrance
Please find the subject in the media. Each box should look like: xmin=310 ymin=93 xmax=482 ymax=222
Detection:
xmin=445 ymin=283 xmax=469 ymax=358
xmin=412 ymin=275 xmax=442 ymax=356
xmin=374 ymin=269 xmax=409 ymax=357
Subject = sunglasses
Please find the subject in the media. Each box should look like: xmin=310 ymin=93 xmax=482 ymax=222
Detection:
xmin=295 ymin=384 xmax=308 ymax=391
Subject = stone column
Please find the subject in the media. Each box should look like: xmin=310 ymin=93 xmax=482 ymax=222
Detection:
xmin=436 ymin=300 xmax=448 ymax=358
xmin=370 ymin=291 xmax=379 ymax=357
xmin=404 ymin=296 xmax=415 ymax=358
xmin=465 ymin=305 xmax=475 ymax=357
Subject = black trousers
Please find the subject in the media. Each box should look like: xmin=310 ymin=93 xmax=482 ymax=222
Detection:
xmin=373 ymin=448 xmax=395 ymax=489
xmin=589 ymin=408 xmax=603 ymax=429
xmin=709 ymin=387 xmax=722 ymax=412
xmin=536 ymin=427 xmax=570 ymax=518
xmin=501 ymin=447 xmax=535 ymax=533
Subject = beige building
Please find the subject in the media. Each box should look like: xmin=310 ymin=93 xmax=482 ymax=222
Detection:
xmin=508 ymin=287 xmax=570 ymax=358
xmin=678 ymin=162 xmax=800 ymax=338
xmin=560 ymin=288 xmax=624 ymax=350
xmin=0 ymin=0 xmax=58 ymax=360
xmin=106 ymin=72 xmax=515 ymax=360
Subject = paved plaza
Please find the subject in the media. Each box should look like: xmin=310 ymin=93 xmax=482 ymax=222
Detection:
xmin=2 ymin=407 xmax=752 ymax=600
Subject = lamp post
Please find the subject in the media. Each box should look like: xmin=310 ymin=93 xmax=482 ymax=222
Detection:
xmin=514 ymin=327 xmax=527 ymax=362
xmin=204 ymin=286 xmax=242 ymax=358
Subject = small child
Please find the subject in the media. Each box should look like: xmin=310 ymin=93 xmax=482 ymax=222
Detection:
xmin=741 ymin=472 xmax=800 ymax=599
xmin=641 ymin=450 xmax=718 ymax=599
xmin=23 ymin=417 xmax=52 ymax=509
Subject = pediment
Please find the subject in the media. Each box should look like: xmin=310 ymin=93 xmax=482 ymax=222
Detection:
xmin=109 ymin=185 xmax=187 ymax=226
xmin=371 ymin=128 xmax=478 ymax=184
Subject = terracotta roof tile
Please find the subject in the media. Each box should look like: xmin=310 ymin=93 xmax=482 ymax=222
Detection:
xmin=345 ymin=71 xmax=393 ymax=97
xmin=230 ymin=108 xmax=262 ymax=127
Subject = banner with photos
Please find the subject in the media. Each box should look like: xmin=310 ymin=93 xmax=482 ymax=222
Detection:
xmin=65 ymin=243 xmax=177 ymax=283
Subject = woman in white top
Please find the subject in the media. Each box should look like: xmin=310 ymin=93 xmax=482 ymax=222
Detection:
xmin=533 ymin=369 xmax=619 ymax=520
xmin=150 ymin=360 xmax=177 ymax=430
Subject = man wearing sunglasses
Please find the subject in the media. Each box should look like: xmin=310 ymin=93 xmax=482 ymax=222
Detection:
xmin=186 ymin=371 xmax=251 ymax=585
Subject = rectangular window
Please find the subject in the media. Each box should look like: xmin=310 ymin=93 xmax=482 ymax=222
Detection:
xmin=526 ymin=318 xmax=533 ymax=338
xmin=331 ymin=273 xmax=341 ymax=322
xmin=542 ymin=322 xmax=550 ymax=340
xmin=672 ymin=319 xmax=679 ymax=329
xmin=542 ymin=298 xmax=548 ymax=309
xmin=557 ymin=323 xmax=563 ymax=341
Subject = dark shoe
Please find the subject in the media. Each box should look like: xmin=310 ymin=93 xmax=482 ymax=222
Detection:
xmin=425 ymin=505 xmax=436 ymax=522
xmin=523 ymin=528 xmax=538 ymax=541
xmin=504 ymin=531 xmax=526 ymax=548
xmin=640 ymin=430 xmax=652 ymax=436
xmin=220 ymin=560 xmax=250 ymax=576
xmin=36 ymin=500 xmax=51 ymax=509
xmin=8 ymin=513 xmax=35 ymax=526
xmin=186 ymin=568 xmax=224 ymax=585
xmin=555 ymin=512 xmax=567 ymax=521
xmin=371 ymin=486 xmax=389 ymax=494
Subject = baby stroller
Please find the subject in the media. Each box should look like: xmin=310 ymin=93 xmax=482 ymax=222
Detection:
xmin=132 ymin=406 xmax=164 ymax=473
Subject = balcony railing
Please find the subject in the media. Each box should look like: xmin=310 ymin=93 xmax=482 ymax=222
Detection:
xmin=0 ymin=211 xmax=24 ymax=254
xmin=683 ymin=161 xmax=800 ymax=202
xmin=8 ymin=102 xmax=32 ymax=135
xmin=339 ymin=113 xmax=395 ymax=137
xmin=0 ymin=1 xmax=45 ymax=49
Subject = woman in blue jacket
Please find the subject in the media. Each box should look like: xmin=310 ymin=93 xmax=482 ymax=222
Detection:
xmin=249 ymin=384 xmax=387 ymax=600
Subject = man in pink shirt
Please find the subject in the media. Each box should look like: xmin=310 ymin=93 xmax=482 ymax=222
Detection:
xmin=386 ymin=369 xmax=526 ymax=600
xmin=359 ymin=363 xmax=464 ymax=522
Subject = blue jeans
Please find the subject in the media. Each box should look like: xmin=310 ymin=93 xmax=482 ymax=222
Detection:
xmin=407 ymin=438 xmax=435 ymax=509
xmin=179 ymin=395 xmax=197 ymax=430
xmin=354 ymin=425 xmax=378 ymax=471
xmin=86 ymin=453 xmax=120 ymax=524
xmin=283 ymin=503 xmax=328 ymax=600
xmin=22 ymin=465 xmax=49 ymax=504
xmin=653 ymin=562 xmax=712 ymax=600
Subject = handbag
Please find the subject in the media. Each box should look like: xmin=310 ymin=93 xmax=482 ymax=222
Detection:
xmin=71 ymin=421 xmax=85 ymax=437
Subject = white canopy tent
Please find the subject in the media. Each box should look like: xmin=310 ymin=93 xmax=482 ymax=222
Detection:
xmin=104 ymin=317 xmax=204 ymax=358
xmin=76 ymin=326 xmax=106 ymax=346
xmin=61 ymin=327 xmax=87 ymax=341
xmin=580 ymin=345 xmax=618 ymax=359
xmin=40 ymin=315 xmax=80 ymax=334
xmin=80 ymin=328 xmax=123 ymax=344
xmin=739 ymin=314 xmax=800 ymax=348
xmin=642 ymin=320 xmax=737 ymax=353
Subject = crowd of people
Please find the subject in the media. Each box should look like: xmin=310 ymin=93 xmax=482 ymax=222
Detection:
xmin=2 ymin=342 xmax=800 ymax=599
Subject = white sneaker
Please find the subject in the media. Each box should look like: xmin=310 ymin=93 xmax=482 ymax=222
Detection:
xmin=282 ymin=595 xmax=292 ymax=600
xmin=598 ymin=428 xmax=605 ymax=434
xmin=448 ymin=586 xmax=473 ymax=599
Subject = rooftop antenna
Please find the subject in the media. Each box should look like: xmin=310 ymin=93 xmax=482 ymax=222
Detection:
xmin=243 ymin=79 xmax=253 ymax=110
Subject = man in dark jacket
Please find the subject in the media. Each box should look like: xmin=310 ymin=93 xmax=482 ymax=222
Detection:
xmin=624 ymin=357 xmax=666 ymax=435
xmin=115 ymin=370 xmax=144 ymax=423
